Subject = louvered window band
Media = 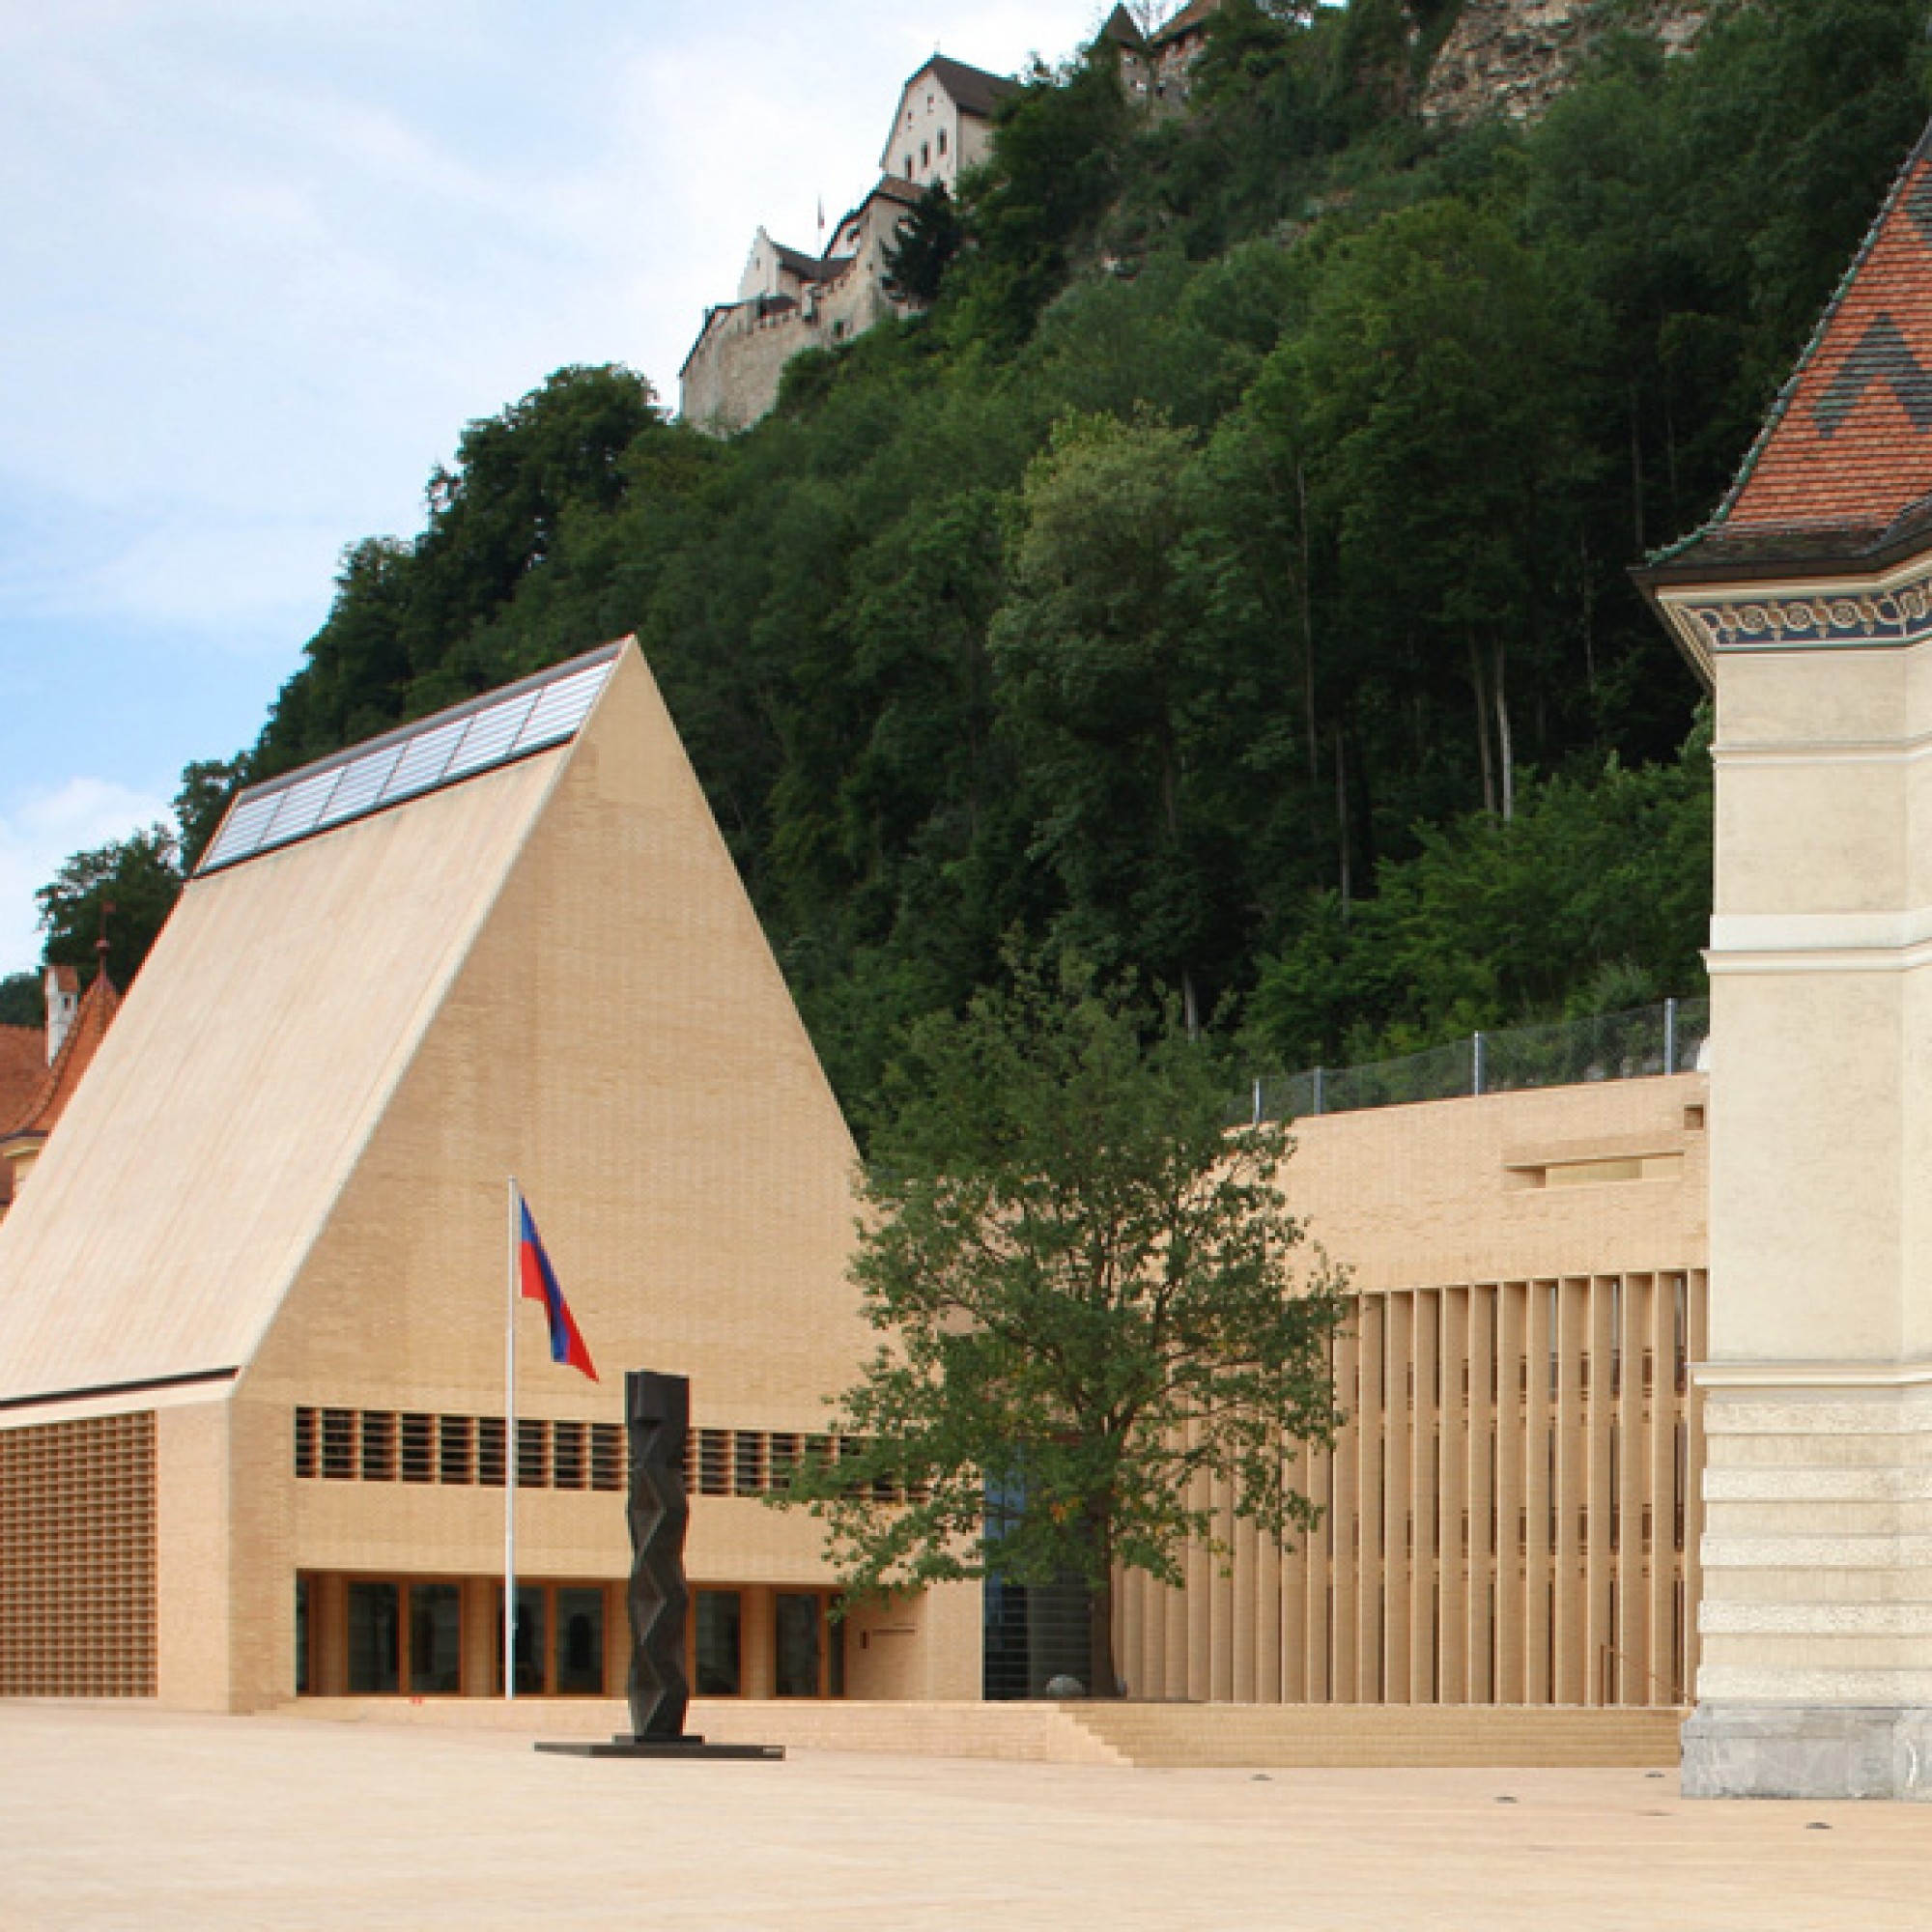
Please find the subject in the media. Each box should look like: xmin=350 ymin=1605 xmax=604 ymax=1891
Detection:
xmin=293 ymin=1409 xmax=925 ymax=1502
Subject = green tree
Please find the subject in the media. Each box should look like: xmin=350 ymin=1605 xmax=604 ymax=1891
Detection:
xmin=36 ymin=826 xmax=183 ymax=992
xmin=1246 ymin=721 xmax=1714 ymax=1065
xmin=882 ymin=184 xmax=965 ymax=305
xmin=174 ymin=757 xmax=249 ymax=874
xmin=992 ymin=412 xmax=1252 ymax=1033
xmin=0 ymin=972 xmax=43 ymax=1028
xmin=777 ymin=956 xmax=1347 ymax=1697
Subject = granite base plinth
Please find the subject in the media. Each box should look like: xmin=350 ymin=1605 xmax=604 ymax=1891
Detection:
xmin=1682 ymin=1704 xmax=1932 ymax=1802
xmin=535 ymin=1734 xmax=783 ymax=1761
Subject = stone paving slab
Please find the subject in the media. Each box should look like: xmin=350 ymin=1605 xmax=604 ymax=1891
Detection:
xmin=0 ymin=1703 xmax=1927 ymax=1931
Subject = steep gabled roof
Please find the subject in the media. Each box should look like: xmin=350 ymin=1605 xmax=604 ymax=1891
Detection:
xmin=1655 ymin=123 xmax=1932 ymax=573
xmin=1100 ymin=5 xmax=1150 ymax=52
xmin=2 ymin=967 xmax=120 ymax=1145
xmin=771 ymin=242 xmax=834 ymax=283
xmin=0 ymin=638 xmax=868 ymax=1424
xmin=1152 ymin=0 xmax=1222 ymax=46
xmin=924 ymin=54 xmax=1019 ymax=121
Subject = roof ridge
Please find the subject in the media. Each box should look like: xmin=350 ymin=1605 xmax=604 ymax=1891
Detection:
xmin=3 ymin=969 xmax=120 ymax=1143
xmin=1703 ymin=118 xmax=1932 ymax=536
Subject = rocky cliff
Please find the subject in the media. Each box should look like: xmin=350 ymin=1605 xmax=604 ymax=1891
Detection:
xmin=1419 ymin=0 xmax=1718 ymax=126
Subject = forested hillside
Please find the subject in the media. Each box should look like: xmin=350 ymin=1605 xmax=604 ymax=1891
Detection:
xmin=33 ymin=0 xmax=1932 ymax=1129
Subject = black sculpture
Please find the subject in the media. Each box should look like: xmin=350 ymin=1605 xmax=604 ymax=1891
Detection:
xmin=535 ymin=1368 xmax=781 ymax=1760
xmin=625 ymin=1369 xmax=691 ymax=1740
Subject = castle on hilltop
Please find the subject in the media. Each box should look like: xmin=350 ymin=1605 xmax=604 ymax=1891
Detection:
xmin=678 ymin=0 xmax=1710 ymax=436
xmin=677 ymin=52 xmax=1015 ymax=436
xmin=678 ymin=7 xmax=1225 ymax=436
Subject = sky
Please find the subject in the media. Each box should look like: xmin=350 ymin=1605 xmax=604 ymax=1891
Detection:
xmin=0 ymin=0 xmax=1116 ymax=980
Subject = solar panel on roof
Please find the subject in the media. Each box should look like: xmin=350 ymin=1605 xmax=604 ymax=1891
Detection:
xmin=194 ymin=642 xmax=624 ymax=878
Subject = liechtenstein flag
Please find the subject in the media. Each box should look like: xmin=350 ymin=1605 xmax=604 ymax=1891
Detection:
xmin=518 ymin=1197 xmax=599 ymax=1381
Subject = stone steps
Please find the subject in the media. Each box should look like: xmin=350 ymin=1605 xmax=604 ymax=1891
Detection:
xmin=285 ymin=1694 xmax=1682 ymax=1768
xmin=1064 ymin=1701 xmax=1686 ymax=1768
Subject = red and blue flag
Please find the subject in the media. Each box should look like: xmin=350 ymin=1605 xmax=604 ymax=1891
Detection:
xmin=517 ymin=1198 xmax=598 ymax=1381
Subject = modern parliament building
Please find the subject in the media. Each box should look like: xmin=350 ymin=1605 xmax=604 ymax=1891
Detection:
xmin=0 ymin=641 xmax=978 ymax=1711
xmin=0 ymin=631 xmax=1709 ymax=1724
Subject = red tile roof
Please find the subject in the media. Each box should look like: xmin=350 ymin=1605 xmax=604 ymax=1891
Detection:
xmin=3 ymin=970 xmax=120 ymax=1145
xmin=0 ymin=1026 xmax=42 ymax=1137
xmin=1664 ymin=124 xmax=1932 ymax=568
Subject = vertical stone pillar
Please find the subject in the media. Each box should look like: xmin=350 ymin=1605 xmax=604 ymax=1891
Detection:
xmin=1647 ymin=598 xmax=1932 ymax=1799
xmin=1636 ymin=114 xmax=1932 ymax=1798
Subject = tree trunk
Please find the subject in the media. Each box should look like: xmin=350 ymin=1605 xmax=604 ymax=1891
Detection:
xmin=1332 ymin=723 xmax=1352 ymax=911
xmin=1086 ymin=1497 xmax=1120 ymax=1697
xmin=1295 ymin=463 xmax=1320 ymax=789
xmin=1468 ymin=637 xmax=1496 ymax=818
xmin=1492 ymin=641 xmax=1515 ymax=825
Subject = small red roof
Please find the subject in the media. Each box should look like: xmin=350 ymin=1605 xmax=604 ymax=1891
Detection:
xmin=3 ymin=970 xmax=120 ymax=1145
xmin=1665 ymin=124 xmax=1932 ymax=567
xmin=0 ymin=1026 xmax=42 ymax=1136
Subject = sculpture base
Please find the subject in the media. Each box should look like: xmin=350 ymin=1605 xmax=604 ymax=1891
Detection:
xmin=1682 ymin=1704 xmax=1932 ymax=1801
xmin=535 ymin=1734 xmax=784 ymax=1762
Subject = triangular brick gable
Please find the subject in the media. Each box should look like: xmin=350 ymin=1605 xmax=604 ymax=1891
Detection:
xmin=1703 ymin=124 xmax=1932 ymax=554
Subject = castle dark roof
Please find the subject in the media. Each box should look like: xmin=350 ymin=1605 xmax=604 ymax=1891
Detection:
xmin=1100 ymin=5 xmax=1149 ymax=52
xmin=923 ymin=55 xmax=1019 ymax=121
xmin=1152 ymin=0 xmax=1222 ymax=46
xmin=1651 ymin=121 xmax=1932 ymax=577
xmin=772 ymin=242 xmax=833 ymax=283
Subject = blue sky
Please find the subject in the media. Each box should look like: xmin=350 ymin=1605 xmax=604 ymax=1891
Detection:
xmin=0 ymin=0 xmax=1112 ymax=977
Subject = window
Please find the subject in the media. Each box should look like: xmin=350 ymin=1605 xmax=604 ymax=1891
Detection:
xmin=554 ymin=1421 xmax=587 ymax=1490
xmin=938 ymin=128 xmax=947 ymax=156
xmin=347 ymin=1581 xmax=400 ymax=1694
xmin=554 ymin=1587 xmax=606 ymax=1694
xmin=903 ymin=152 xmax=914 ymax=177
xmin=321 ymin=1409 xmax=355 ymax=1479
xmin=496 ymin=1581 xmax=611 ymax=1696
xmin=400 ymin=1413 xmax=434 ymax=1482
xmin=344 ymin=1579 xmax=465 ymax=1695
xmin=410 ymin=1583 xmax=462 ymax=1694
xmin=439 ymin=1414 xmax=473 ymax=1485
xmin=694 ymin=1590 xmax=742 ymax=1695
xmin=921 ymin=141 xmax=929 ymax=170
xmin=507 ymin=1583 xmax=548 ymax=1696
xmin=295 ymin=1575 xmax=311 ymax=1695
xmin=775 ymin=1592 xmax=823 ymax=1697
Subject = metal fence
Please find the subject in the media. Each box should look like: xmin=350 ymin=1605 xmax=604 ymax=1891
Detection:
xmin=1246 ymin=997 xmax=1710 ymax=1124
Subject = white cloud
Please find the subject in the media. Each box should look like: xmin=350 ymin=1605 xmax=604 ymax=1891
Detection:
xmin=0 ymin=779 xmax=174 ymax=980
xmin=0 ymin=0 xmax=1109 ymax=971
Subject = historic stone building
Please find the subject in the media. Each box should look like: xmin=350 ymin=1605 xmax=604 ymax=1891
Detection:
xmin=1640 ymin=119 xmax=1932 ymax=1800
xmin=678 ymin=54 xmax=1016 ymax=436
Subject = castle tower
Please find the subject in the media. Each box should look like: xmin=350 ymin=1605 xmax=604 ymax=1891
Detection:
xmin=1642 ymin=124 xmax=1932 ymax=1800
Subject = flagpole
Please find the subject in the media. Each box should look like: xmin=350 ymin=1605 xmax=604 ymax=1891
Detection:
xmin=505 ymin=1175 xmax=518 ymax=1703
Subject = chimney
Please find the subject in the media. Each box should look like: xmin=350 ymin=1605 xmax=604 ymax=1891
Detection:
xmin=43 ymin=965 xmax=78 ymax=1065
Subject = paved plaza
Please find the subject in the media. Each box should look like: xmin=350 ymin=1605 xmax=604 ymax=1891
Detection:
xmin=0 ymin=1704 xmax=1926 ymax=1931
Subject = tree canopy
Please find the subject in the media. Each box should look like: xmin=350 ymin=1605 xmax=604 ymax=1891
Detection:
xmin=25 ymin=0 xmax=1931 ymax=1112
xmin=775 ymin=958 xmax=1346 ymax=1695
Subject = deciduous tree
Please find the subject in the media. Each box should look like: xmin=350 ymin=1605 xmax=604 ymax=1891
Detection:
xmin=778 ymin=956 xmax=1346 ymax=1697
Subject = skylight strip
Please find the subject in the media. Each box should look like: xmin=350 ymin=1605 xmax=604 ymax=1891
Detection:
xmin=201 ymin=794 xmax=279 ymax=869
xmin=193 ymin=640 xmax=624 ymax=877
xmin=263 ymin=768 xmax=345 ymax=844
xmin=514 ymin=664 xmax=608 ymax=751
xmin=444 ymin=692 xmax=539 ymax=779
xmin=318 ymin=744 xmax=404 ymax=826
xmin=378 ymin=718 xmax=468 ymax=806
